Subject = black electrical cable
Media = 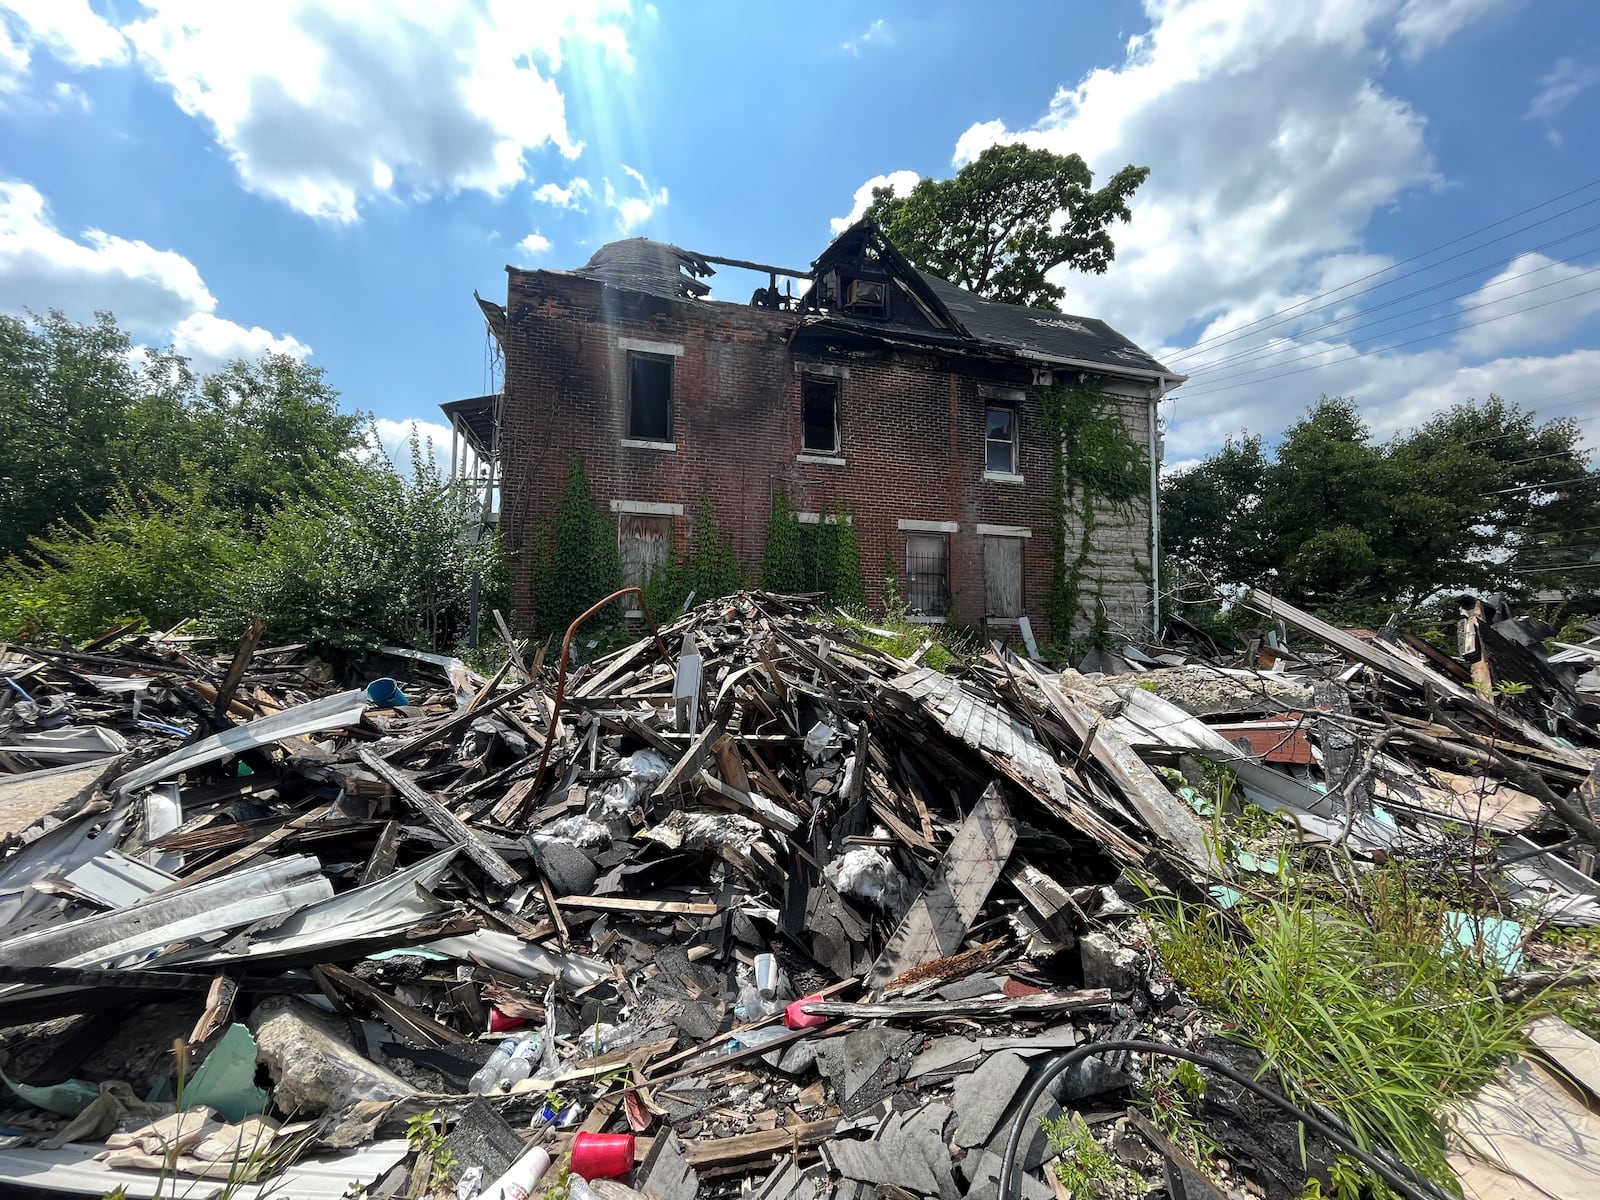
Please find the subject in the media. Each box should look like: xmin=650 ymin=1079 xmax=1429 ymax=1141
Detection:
xmin=994 ymin=1040 xmax=1458 ymax=1200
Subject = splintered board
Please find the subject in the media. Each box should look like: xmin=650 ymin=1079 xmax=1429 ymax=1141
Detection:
xmin=869 ymin=785 xmax=1016 ymax=991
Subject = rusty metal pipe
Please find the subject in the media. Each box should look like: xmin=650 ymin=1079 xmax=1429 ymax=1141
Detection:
xmin=514 ymin=587 xmax=673 ymax=825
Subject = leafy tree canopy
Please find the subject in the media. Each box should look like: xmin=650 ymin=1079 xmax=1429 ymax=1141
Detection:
xmin=860 ymin=143 xmax=1150 ymax=309
xmin=1162 ymin=395 xmax=1599 ymax=621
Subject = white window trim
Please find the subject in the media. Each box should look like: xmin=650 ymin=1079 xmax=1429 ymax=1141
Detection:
xmin=796 ymin=453 xmax=846 ymax=467
xmin=620 ymin=438 xmax=677 ymax=452
xmin=906 ymin=614 xmax=947 ymax=626
xmin=619 ymin=336 xmax=684 ymax=357
xmin=985 ymin=616 xmax=1023 ymax=627
xmin=977 ymin=524 xmax=1032 ymax=538
xmin=797 ymin=512 xmax=853 ymax=525
xmin=611 ymin=500 xmax=684 ymax=516
xmin=897 ymin=519 xmax=959 ymax=533
xmin=983 ymin=470 xmax=1025 ymax=485
xmin=793 ymin=361 xmax=850 ymax=379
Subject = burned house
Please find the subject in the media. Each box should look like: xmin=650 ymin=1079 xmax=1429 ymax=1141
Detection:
xmin=447 ymin=221 xmax=1182 ymax=641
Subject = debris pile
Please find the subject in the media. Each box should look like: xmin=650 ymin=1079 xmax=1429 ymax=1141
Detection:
xmin=1 ymin=589 xmax=1598 ymax=1199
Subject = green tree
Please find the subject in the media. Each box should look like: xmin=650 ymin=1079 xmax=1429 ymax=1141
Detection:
xmin=860 ymin=143 xmax=1150 ymax=309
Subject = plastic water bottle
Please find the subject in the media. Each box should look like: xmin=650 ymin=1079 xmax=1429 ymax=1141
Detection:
xmin=469 ymin=1038 xmax=519 ymax=1094
xmin=498 ymin=1035 xmax=545 ymax=1089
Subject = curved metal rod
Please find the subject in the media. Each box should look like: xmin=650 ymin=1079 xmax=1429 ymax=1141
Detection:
xmin=513 ymin=586 xmax=674 ymax=825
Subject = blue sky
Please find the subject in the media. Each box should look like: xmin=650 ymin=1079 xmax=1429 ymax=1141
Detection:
xmin=2 ymin=0 xmax=1598 ymax=469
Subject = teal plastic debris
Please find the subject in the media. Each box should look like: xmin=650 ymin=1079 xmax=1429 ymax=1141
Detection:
xmin=1208 ymin=884 xmax=1244 ymax=909
xmin=1441 ymin=911 xmax=1525 ymax=975
xmin=1234 ymin=848 xmax=1281 ymax=875
xmin=0 ymin=1063 xmax=99 ymax=1117
xmin=182 ymin=1023 xmax=269 ymax=1122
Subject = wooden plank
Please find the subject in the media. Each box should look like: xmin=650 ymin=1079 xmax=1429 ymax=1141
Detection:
xmin=380 ymin=678 xmax=542 ymax=763
xmin=212 ymin=619 xmax=265 ymax=717
xmin=159 ymin=804 xmax=333 ymax=891
xmin=868 ymin=785 xmax=1017 ymax=991
xmin=803 ymin=987 xmax=1111 ymax=1022
xmin=358 ymin=819 xmax=402 ymax=886
xmin=315 ymin=962 xmax=466 ymax=1047
xmin=696 ymin=771 xmax=801 ymax=834
xmin=555 ymin=894 xmax=718 ymax=916
xmin=680 ymin=1118 xmax=840 ymax=1168
xmin=650 ymin=720 xmax=726 ymax=802
xmin=357 ymin=748 xmax=521 ymax=890
xmin=1014 ymin=657 xmax=1214 ymax=872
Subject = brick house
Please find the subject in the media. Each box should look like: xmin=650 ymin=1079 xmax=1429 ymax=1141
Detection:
xmin=446 ymin=221 xmax=1182 ymax=644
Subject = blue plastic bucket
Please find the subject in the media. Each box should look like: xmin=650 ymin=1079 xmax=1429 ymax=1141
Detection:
xmin=365 ymin=677 xmax=410 ymax=707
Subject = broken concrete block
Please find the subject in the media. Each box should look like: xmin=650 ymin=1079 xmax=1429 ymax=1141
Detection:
xmin=248 ymin=997 xmax=416 ymax=1114
xmin=1079 ymin=930 xmax=1141 ymax=992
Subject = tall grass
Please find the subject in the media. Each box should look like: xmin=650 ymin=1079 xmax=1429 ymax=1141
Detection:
xmin=1154 ymin=862 xmax=1525 ymax=1197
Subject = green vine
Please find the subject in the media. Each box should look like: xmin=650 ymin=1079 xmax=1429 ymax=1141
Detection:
xmin=1038 ymin=383 xmax=1148 ymax=645
xmin=760 ymin=493 xmax=864 ymax=606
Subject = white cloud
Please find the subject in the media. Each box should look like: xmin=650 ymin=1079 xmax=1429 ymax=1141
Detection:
xmin=516 ymin=231 xmax=553 ymax=259
xmin=1452 ymin=252 xmax=1600 ymax=357
xmin=1394 ymin=0 xmax=1512 ymax=59
xmin=603 ymin=165 xmax=667 ymax=232
xmin=830 ymin=169 xmax=919 ymax=235
xmin=887 ymin=0 xmax=1574 ymax=463
xmin=103 ymin=1 xmax=633 ymax=222
xmin=840 ymin=18 xmax=890 ymax=57
xmin=0 ymin=0 xmax=127 ymax=70
xmin=0 ymin=178 xmax=307 ymax=369
xmin=0 ymin=19 xmax=29 ymax=91
xmin=533 ymin=178 xmax=592 ymax=209
xmin=370 ymin=417 xmax=453 ymax=476
xmin=1528 ymin=57 xmax=1600 ymax=122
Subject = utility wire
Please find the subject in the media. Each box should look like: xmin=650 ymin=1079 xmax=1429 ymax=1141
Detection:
xmin=1164 ymin=177 xmax=1600 ymax=363
xmin=1183 ymin=236 xmax=1600 ymax=378
xmin=1175 ymin=279 xmax=1600 ymax=399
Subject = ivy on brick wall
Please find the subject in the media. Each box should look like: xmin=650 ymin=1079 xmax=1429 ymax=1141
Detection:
xmin=530 ymin=457 xmax=623 ymax=636
xmin=645 ymin=497 xmax=745 ymax=617
xmin=1038 ymin=383 xmax=1148 ymax=645
xmin=760 ymin=492 xmax=864 ymax=606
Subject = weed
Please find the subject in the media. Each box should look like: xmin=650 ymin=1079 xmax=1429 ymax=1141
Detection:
xmin=1040 ymin=1111 xmax=1134 ymax=1198
xmin=1153 ymin=863 xmax=1525 ymax=1196
xmin=829 ymin=609 xmax=978 ymax=673
xmin=404 ymin=1109 xmax=457 ymax=1182
xmin=1143 ymin=1061 xmax=1222 ymax=1176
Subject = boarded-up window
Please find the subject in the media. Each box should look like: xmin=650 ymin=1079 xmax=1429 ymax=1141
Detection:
xmin=905 ymin=533 xmax=949 ymax=618
xmin=984 ymin=537 xmax=1024 ymax=619
xmin=801 ymin=375 xmax=840 ymax=454
xmin=619 ymin=514 xmax=672 ymax=588
xmin=628 ymin=353 xmax=673 ymax=441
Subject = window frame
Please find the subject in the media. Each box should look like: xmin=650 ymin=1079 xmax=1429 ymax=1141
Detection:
xmin=626 ymin=351 xmax=675 ymax=443
xmin=983 ymin=535 xmax=1025 ymax=620
xmin=800 ymin=373 xmax=842 ymax=456
xmin=904 ymin=532 xmax=951 ymax=621
xmin=985 ymin=402 xmax=1018 ymax=476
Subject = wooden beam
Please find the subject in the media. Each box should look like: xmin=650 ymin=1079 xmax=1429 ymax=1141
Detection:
xmin=380 ymin=679 xmax=542 ymax=763
xmin=554 ymin=895 xmax=718 ymax=916
xmin=357 ymin=748 xmax=520 ymax=890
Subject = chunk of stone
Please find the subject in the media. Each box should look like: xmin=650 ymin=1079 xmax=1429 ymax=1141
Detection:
xmin=248 ymin=997 xmax=416 ymax=1114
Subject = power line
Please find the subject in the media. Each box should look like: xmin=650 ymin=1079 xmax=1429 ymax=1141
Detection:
xmin=1183 ymin=234 xmax=1600 ymax=379
xmin=1174 ymin=278 xmax=1600 ymax=399
xmin=1179 ymin=260 xmax=1600 ymax=393
xmin=1164 ymin=177 xmax=1600 ymax=363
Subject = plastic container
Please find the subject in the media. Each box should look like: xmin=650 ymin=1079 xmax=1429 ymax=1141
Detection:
xmin=364 ymin=677 xmax=409 ymax=707
xmin=487 ymin=1007 xmax=528 ymax=1033
xmin=785 ymin=994 xmax=827 ymax=1030
xmin=469 ymin=1038 xmax=519 ymax=1095
xmin=498 ymin=1035 xmax=545 ymax=1088
xmin=482 ymin=1145 xmax=551 ymax=1200
xmin=570 ymin=1131 xmax=635 ymax=1180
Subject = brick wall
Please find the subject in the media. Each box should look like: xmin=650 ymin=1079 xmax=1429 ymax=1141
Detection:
xmin=497 ymin=268 xmax=1157 ymax=644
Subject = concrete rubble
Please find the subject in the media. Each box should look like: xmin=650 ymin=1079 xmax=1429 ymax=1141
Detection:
xmin=0 ymin=589 xmax=1596 ymax=1198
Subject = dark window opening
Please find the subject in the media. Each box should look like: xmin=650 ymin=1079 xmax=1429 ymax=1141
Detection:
xmin=619 ymin=514 xmax=672 ymax=589
xmin=844 ymin=276 xmax=887 ymax=316
xmin=905 ymin=533 xmax=949 ymax=618
xmin=984 ymin=537 xmax=1024 ymax=619
xmin=801 ymin=375 xmax=841 ymax=454
xmin=628 ymin=352 xmax=673 ymax=442
xmin=985 ymin=404 xmax=1017 ymax=474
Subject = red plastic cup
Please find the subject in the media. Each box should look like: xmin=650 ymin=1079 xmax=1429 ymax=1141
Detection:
xmin=487 ymin=1007 xmax=528 ymax=1033
xmin=571 ymin=1131 xmax=635 ymax=1180
xmin=785 ymin=993 xmax=827 ymax=1030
